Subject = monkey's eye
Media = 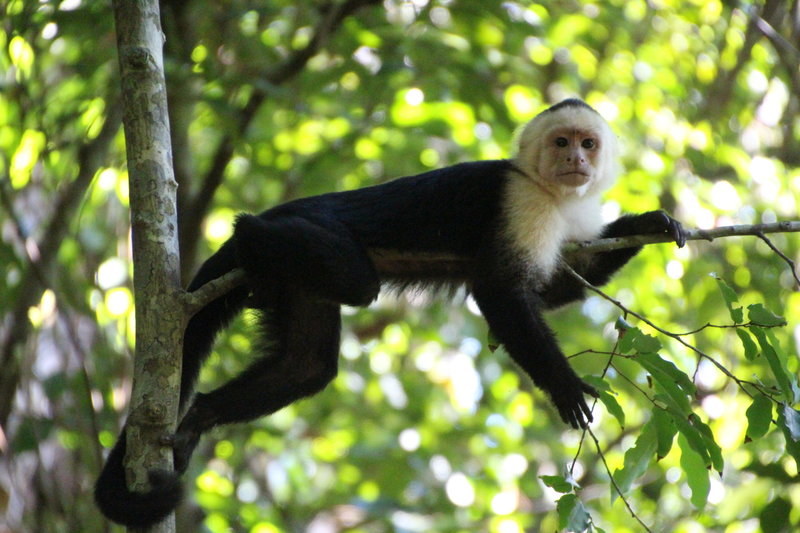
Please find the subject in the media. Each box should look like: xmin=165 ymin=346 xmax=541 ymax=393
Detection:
xmin=582 ymin=138 xmax=596 ymax=149
xmin=555 ymin=137 xmax=569 ymax=147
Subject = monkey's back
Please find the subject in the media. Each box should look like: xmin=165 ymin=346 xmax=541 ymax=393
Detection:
xmin=264 ymin=160 xmax=515 ymax=258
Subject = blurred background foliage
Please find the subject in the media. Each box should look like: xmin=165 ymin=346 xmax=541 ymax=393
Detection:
xmin=1 ymin=0 xmax=799 ymax=531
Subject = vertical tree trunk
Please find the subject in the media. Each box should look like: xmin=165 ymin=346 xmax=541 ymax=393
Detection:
xmin=111 ymin=1 xmax=183 ymax=531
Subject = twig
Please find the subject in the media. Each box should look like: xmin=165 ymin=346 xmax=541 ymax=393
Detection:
xmin=184 ymin=268 xmax=247 ymax=316
xmin=559 ymin=264 xmax=757 ymax=399
xmin=756 ymin=232 xmax=800 ymax=287
xmin=587 ymin=427 xmax=654 ymax=533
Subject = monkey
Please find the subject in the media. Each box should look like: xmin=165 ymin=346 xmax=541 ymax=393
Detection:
xmin=95 ymin=98 xmax=685 ymax=527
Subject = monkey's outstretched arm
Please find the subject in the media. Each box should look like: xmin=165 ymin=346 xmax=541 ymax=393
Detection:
xmin=471 ymin=268 xmax=598 ymax=429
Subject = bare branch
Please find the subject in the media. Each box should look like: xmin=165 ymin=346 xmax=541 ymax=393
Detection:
xmin=586 ymin=427 xmax=654 ymax=533
xmin=184 ymin=268 xmax=247 ymax=316
xmin=756 ymin=232 xmax=800 ymax=287
xmin=560 ymin=262 xmax=745 ymax=384
xmin=565 ymin=221 xmax=800 ymax=254
xmin=181 ymin=221 xmax=800 ymax=316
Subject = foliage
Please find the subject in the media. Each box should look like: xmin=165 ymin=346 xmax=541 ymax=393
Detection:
xmin=1 ymin=0 xmax=798 ymax=532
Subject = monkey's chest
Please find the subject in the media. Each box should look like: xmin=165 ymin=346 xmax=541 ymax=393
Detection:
xmin=503 ymin=201 xmax=601 ymax=283
xmin=504 ymin=204 xmax=568 ymax=280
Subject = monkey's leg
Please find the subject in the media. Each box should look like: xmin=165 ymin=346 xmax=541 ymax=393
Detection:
xmin=233 ymin=213 xmax=380 ymax=306
xmin=171 ymin=289 xmax=341 ymax=472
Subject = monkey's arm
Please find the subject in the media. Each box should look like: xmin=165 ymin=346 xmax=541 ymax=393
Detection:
xmin=541 ymin=211 xmax=685 ymax=308
xmin=583 ymin=210 xmax=685 ymax=284
xmin=471 ymin=267 xmax=598 ymax=429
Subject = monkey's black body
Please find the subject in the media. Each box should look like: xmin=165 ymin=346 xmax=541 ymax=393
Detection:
xmin=96 ymin=158 xmax=684 ymax=527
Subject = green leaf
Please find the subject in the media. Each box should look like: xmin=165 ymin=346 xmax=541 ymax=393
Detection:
xmin=612 ymin=422 xmax=656 ymax=502
xmin=670 ymin=413 xmax=710 ymax=466
xmin=583 ymin=376 xmax=625 ymax=428
xmin=652 ymin=408 xmax=677 ymax=459
xmin=636 ymin=352 xmax=694 ymax=414
xmin=689 ymin=413 xmax=724 ymax=474
xmin=678 ymin=434 xmax=710 ymax=510
xmin=735 ymin=329 xmax=758 ymax=361
xmin=759 ymin=497 xmax=791 ymax=533
xmin=617 ymin=324 xmax=640 ymax=353
xmin=639 ymin=352 xmax=695 ymax=393
xmin=747 ymin=304 xmax=786 ymax=327
xmin=618 ymin=326 xmax=662 ymax=355
xmin=598 ymin=390 xmax=626 ymax=429
xmin=634 ymin=332 xmax=662 ymax=354
xmin=556 ymin=493 xmax=590 ymax=532
xmin=767 ymin=329 xmax=800 ymax=403
xmin=540 ymin=475 xmax=574 ymax=494
xmin=751 ymin=327 xmax=794 ymax=403
xmin=745 ymin=395 xmax=773 ymax=441
xmin=712 ymin=274 xmax=743 ymax=323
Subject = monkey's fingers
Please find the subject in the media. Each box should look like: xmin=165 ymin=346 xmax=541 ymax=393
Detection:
xmin=581 ymin=381 xmax=599 ymax=399
xmin=655 ymin=211 xmax=686 ymax=248
xmin=666 ymin=217 xmax=687 ymax=248
xmin=552 ymin=388 xmax=595 ymax=429
xmin=573 ymin=382 xmax=598 ymax=428
xmin=638 ymin=210 xmax=687 ymax=248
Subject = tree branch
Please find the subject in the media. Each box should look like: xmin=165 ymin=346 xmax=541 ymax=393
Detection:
xmin=183 ymin=221 xmax=800 ymax=315
xmin=112 ymin=0 xmax=183 ymax=529
xmin=565 ymin=220 xmax=800 ymax=254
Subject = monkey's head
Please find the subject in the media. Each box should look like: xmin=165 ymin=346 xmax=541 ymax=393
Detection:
xmin=516 ymin=99 xmax=620 ymax=197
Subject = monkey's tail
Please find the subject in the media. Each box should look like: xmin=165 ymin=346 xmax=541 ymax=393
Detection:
xmin=94 ymin=431 xmax=183 ymax=528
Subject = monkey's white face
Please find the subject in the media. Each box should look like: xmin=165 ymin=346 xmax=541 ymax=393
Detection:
xmin=516 ymin=105 xmax=618 ymax=197
xmin=537 ymin=127 xmax=601 ymax=188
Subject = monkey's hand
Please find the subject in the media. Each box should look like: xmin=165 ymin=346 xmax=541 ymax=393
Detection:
xmin=549 ymin=378 xmax=599 ymax=429
xmin=636 ymin=210 xmax=686 ymax=248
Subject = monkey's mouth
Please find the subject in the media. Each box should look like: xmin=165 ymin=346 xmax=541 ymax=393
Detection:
xmin=557 ymin=170 xmax=591 ymax=186
xmin=557 ymin=170 xmax=589 ymax=177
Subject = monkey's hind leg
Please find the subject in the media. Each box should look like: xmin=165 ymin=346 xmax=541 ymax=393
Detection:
xmin=234 ymin=213 xmax=380 ymax=307
xmin=171 ymin=289 xmax=341 ymax=472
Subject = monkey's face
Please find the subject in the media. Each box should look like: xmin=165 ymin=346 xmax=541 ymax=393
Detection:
xmin=536 ymin=127 xmax=602 ymax=188
xmin=516 ymin=104 xmax=619 ymax=196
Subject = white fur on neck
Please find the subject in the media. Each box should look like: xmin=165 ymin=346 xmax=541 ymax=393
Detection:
xmin=503 ymin=175 xmax=603 ymax=281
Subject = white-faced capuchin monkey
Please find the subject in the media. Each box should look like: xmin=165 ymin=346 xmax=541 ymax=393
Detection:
xmin=95 ymin=98 xmax=685 ymax=527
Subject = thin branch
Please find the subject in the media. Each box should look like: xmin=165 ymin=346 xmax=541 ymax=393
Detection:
xmin=561 ymin=263 xmax=744 ymax=384
xmin=184 ymin=268 xmax=247 ymax=316
xmin=586 ymin=427 xmax=654 ymax=533
xmin=565 ymin=221 xmax=800 ymax=254
xmin=756 ymin=232 xmax=800 ymax=287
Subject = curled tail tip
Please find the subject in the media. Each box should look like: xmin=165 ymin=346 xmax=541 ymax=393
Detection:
xmin=95 ymin=467 xmax=184 ymax=528
xmin=94 ymin=436 xmax=184 ymax=528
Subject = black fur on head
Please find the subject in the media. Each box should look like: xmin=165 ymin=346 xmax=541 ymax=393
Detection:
xmin=541 ymin=98 xmax=596 ymax=115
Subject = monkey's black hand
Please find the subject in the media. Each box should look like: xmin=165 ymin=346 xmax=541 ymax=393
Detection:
xmin=637 ymin=210 xmax=686 ymax=248
xmin=549 ymin=378 xmax=599 ymax=429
